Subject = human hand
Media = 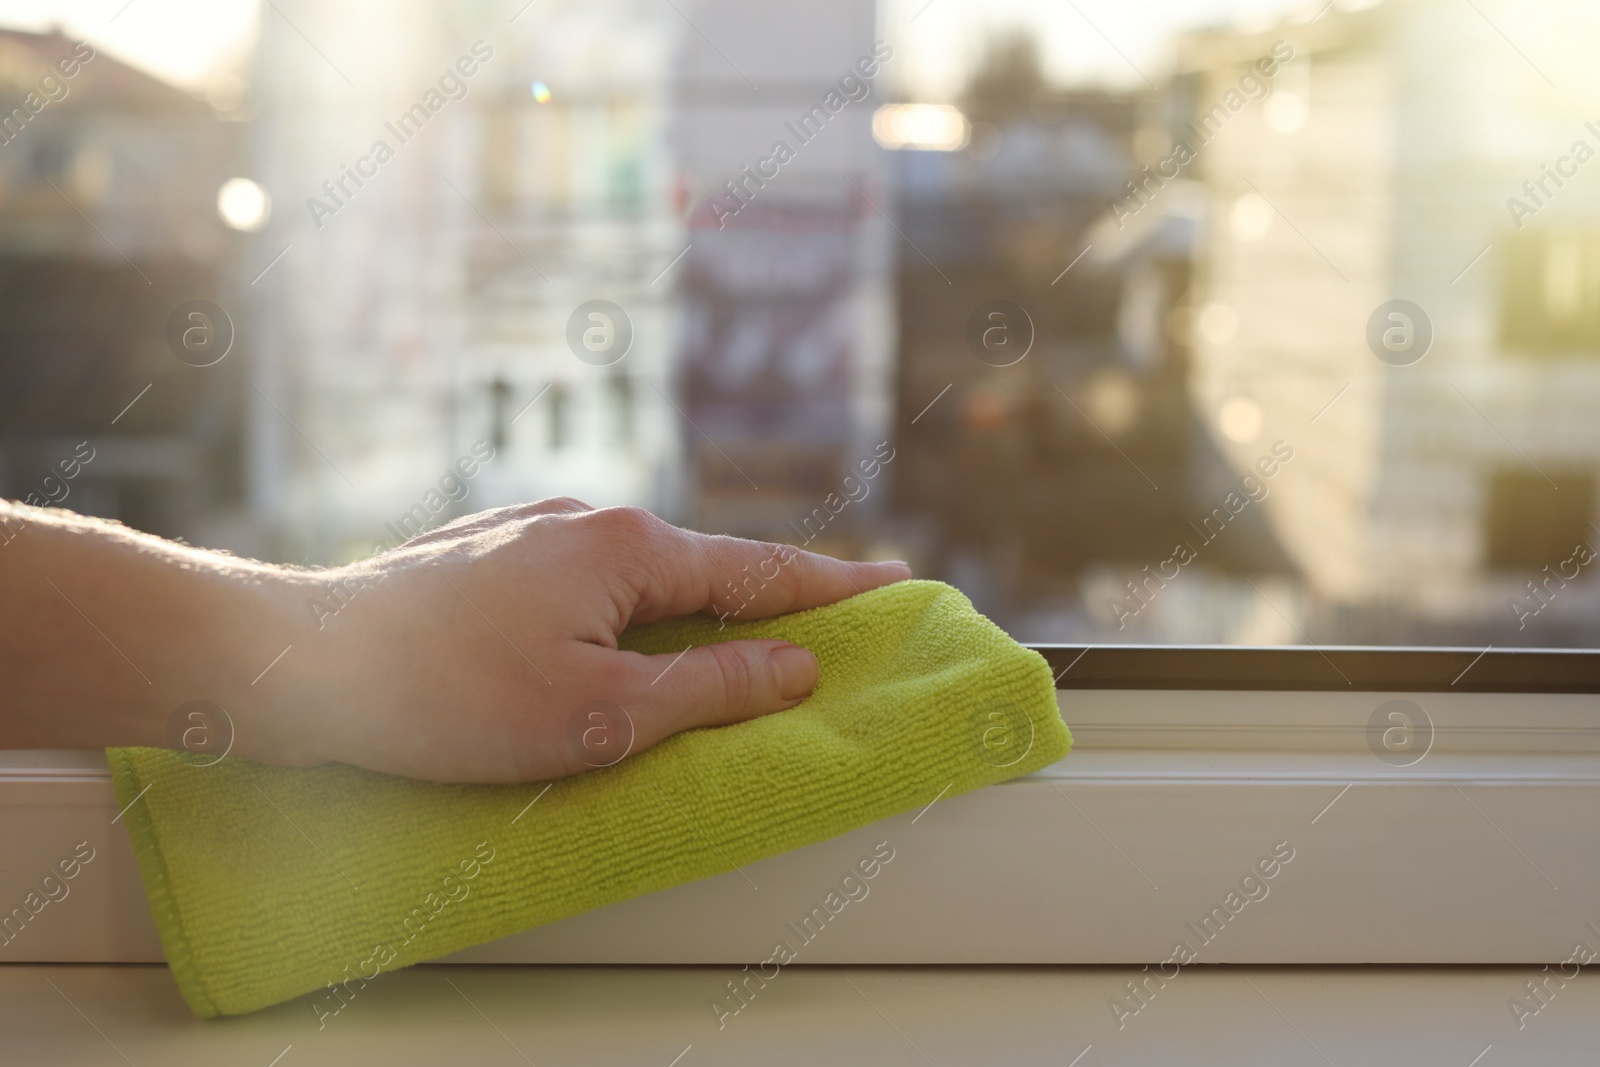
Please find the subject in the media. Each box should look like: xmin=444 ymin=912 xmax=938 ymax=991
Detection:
xmin=250 ymin=500 xmax=910 ymax=782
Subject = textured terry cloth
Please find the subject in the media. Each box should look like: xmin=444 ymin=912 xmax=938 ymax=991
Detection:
xmin=107 ymin=578 xmax=1072 ymax=1018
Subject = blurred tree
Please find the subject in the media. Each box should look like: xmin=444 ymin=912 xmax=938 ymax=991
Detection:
xmin=961 ymin=30 xmax=1047 ymax=126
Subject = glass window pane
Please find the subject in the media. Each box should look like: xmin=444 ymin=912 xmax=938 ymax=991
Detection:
xmin=3 ymin=0 xmax=1596 ymax=648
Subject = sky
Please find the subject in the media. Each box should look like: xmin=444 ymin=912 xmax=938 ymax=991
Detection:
xmin=0 ymin=0 xmax=258 ymax=90
xmin=0 ymin=0 xmax=1320 ymax=100
xmin=882 ymin=0 xmax=1320 ymax=99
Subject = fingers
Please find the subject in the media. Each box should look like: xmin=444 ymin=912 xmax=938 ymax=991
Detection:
xmin=687 ymin=535 xmax=910 ymax=622
xmin=551 ymin=638 xmax=819 ymax=773
xmin=599 ymin=640 xmax=819 ymax=759
xmin=593 ymin=507 xmax=909 ymax=624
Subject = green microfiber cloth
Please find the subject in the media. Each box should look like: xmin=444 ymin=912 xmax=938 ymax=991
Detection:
xmin=107 ymin=579 xmax=1071 ymax=1018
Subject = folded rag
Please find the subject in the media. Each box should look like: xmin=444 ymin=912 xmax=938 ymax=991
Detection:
xmin=108 ymin=579 xmax=1072 ymax=1018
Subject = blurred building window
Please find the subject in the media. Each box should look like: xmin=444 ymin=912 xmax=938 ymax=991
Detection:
xmin=487 ymin=377 xmax=512 ymax=451
xmin=607 ymin=373 xmax=633 ymax=449
xmin=25 ymin=132 xmax=69 ymax=184
xmin=1482 ymin=469 xmax=1596 ymax=571
xmin=547 ymin=380 xmax=569 ymax=451
xmin=483 ymin=102 xmax=516 ymax=209
xmin=605 ymin=103 xmax=643 ymax=214
xmin=1501 ymin=232 xmax=1600 ymax=354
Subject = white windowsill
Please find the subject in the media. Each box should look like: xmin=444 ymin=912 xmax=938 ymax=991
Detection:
xmin=1 ymin=688 xmax=1596 ymax=965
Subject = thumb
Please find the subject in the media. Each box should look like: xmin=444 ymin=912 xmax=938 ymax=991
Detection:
xmin=638 ymin=639 xmax=819 ymax=735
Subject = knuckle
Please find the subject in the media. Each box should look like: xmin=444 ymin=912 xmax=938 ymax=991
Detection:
xmin=587 ymin=505 xmax=660 ymax=540
xmin=765 ymin=544 xmax=805 ymax=589
xmin=741 ymin=542 xmax=804 ymax=605
xmin=516 ymin=496 xmax=592 ymax=517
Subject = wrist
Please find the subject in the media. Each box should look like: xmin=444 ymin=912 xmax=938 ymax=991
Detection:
xmin=131 ymin=552 xmax=312 ymax=756
xmin=229 ymin=560 xmax=392 ymax=767
xmin=188 ymin=561 xmax=344 ymax=765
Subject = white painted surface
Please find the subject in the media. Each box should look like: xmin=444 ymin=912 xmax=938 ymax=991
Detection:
xmin=1 ymin=689 xmax=1597 ymax=964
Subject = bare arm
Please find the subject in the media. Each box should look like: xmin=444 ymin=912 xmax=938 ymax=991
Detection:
xmin=0 ymin=497 xmax=909 ymax=782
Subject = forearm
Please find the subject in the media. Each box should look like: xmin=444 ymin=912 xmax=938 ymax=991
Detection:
xmin=0 ymin=500 xmax=304 ymax=751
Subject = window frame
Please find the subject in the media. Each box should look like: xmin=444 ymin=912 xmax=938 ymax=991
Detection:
xmin=1030 ymin=644 xmax=1600 ymax=692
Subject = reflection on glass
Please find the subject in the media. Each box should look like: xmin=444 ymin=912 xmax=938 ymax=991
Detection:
xmin=1 ymin=0 xmax=1597 ymax=647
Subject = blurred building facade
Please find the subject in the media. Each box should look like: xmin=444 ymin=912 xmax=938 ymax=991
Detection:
xmin=669 ymin=0 xmax=894 ymax=548
xmin=244 ymin=0 xmax=892 ymax=564
xmin=1181 ymin=0 xmax=1600 ymax=644
xmin=884 ymin=43 xmax=1299 ymax=639
xmin=0 ymin=29 xmax=246 ymax=541
xmin=244 ymin=0 xmax=684 ymax=564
